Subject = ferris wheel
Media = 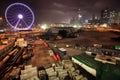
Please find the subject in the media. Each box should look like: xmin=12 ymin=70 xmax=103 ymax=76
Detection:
xmin=5 ymin=3 xmax=35 ymax=30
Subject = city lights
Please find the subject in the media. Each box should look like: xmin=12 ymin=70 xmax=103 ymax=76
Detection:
xmin=41 ymin=24 xmax=47 ymax=30
xmin=100 ymin=23 xmax=108 ymax=27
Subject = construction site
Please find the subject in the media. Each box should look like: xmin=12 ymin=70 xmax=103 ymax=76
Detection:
xmin=0 ymin=28 xmax=120 ymax=80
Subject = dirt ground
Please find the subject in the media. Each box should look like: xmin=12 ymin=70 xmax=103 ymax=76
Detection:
xmin=30 ymin=31 xmax=120 ymax=67
xmin=30 ymin=39 xmax=56 ymax=68
xmin=30 ymin=39 xmax=83 ymax=67
xmin=48 ymin=31 xmax=120 ymax=47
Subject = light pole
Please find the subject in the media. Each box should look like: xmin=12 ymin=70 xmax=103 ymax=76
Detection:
xmin=0 ymin=17 xmax=3 ymax=23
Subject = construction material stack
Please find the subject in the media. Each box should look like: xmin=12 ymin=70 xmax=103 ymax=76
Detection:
xmin=20 ymin=65 xmax=39 ymax=80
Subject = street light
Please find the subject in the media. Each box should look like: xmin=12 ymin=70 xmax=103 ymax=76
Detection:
xmin=41 ymin=24 xmax=47 ymax=30
xmin=0 ymin=17 xmax=3 ymax=25
xmin=0 ymin=17 xmax=3 ymax=21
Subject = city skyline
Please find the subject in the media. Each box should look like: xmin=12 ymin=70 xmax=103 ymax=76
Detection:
xmin=0 ymin=0 xmax=120 ymax=23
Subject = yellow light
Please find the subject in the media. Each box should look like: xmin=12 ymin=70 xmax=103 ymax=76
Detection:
xmin=73 ymin=25 xmax=77 ymax=28
xmin=102 ymin=24 xmax=107 ymax=27
xmin=0 ymin=17 xmax=3 ymax=21
xmin=41 ymin=24 xmax=47 ymax=30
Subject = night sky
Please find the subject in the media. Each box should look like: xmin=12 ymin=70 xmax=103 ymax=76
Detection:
xmin=0 ymin=0 xmax=120 ymax=23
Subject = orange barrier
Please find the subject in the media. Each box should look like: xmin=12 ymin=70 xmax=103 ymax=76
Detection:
xmin=52 ymin=54 xmax=60 ymax=61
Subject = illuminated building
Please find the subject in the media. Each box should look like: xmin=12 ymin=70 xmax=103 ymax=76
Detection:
xmin=88 ymin=14 xmax=100 ymax=24
xmin=101 ymin=9 xmax=117 ymax=24
xmin=70 ymin=9 xmax=83 ymax=28
xmin=115 ymin=12 xmax=120 ymax=24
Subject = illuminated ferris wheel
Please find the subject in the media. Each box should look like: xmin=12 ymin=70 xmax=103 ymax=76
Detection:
xmin=5 ymin=3 xmax=35 ymax=30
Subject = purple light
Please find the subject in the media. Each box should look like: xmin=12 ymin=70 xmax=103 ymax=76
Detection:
xmin=18 ymin=14 xmax=23 ymax=19
xmin=5 ymin=3 xmax=35 ymax=30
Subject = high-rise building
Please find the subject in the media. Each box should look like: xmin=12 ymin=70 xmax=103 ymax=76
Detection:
xmin=101 ymin=9 xmax=117 ymax=24
xmin=77 ymin=9 xmax=82 ymax=20
xmin=70 ymin=9 xmax=83 ymax=28
xmin=87 ymin=14 xmax=100 ymax=25
xmin=115 ymin=12 xmax=120 ymax=24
